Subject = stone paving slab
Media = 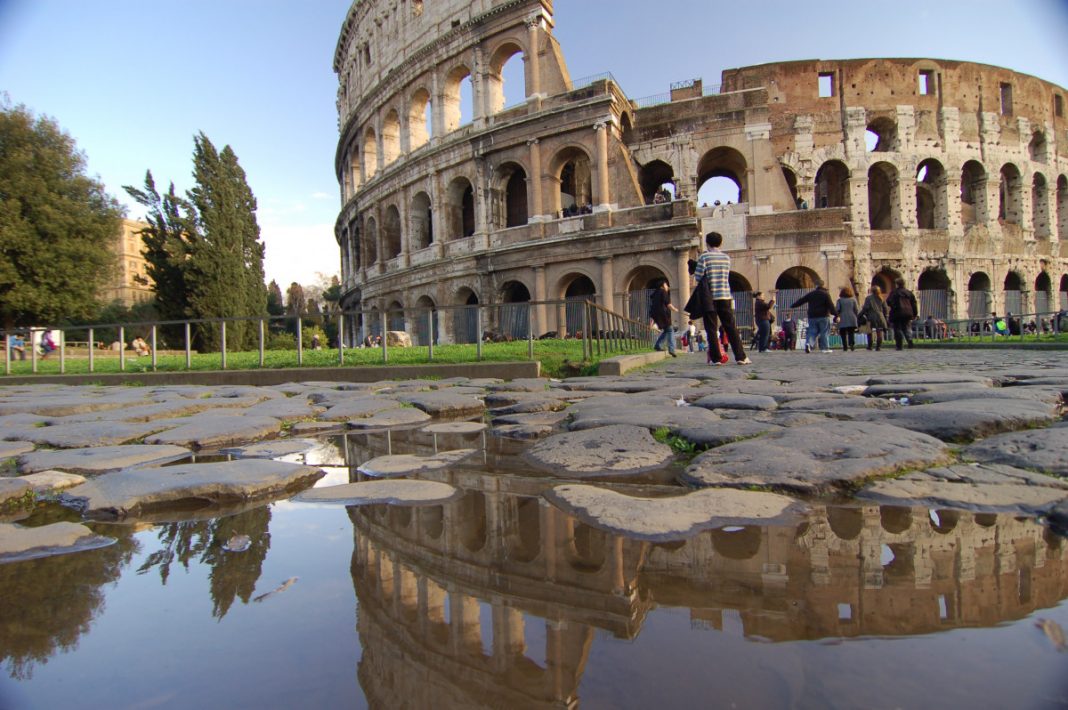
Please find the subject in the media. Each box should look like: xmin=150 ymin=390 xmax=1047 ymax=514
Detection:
xmin=901 ymin=462 xmax=1068 ymax=489
xmin=422 ymin=422 xmax=488 ymax=435
xmin=396 ymin=391 xmax=484 ymax=417
xmin=320 ymin=396 xmax=403 ymax=421
xmin=554 ymin=376 xmax=702 ymax=394
xmin=241 ymin=398 xmax=324 ymax=421
xmin=0 ymin=479 xmax=32 ymax=506
xmin=220 ymin=439 xmax=319 ymax=459
xmin=906 ymin=386 xmax=1063 ymax=405
xmin=19 ymin=420 xmax=176 ymax=448
xmin=18 ymin=470 xmax=87 ymax=493
xmin=525 ymin=424 xmax=673 ymax=477
xmin=853 ymin=398 xmax=1059 ymax=442
xmin=0 ymin=441 xmax=34 ymax=460
xmin=962 ymin=425 xmax=1068 ymax=477
xmin=859 ymin=474 xmax=1068 ymax=515
xmin=675 ymin=420 xmax=784 ymax=448
xmin=294 ymin=479 xmax=460 ymax=506
xmin=346 ymin=407 xmax=432 ymax=429
xmin=357 ymin=449 xmax=477 ymax=478
xmin=0 ymin=522 xmax=115 ymax=563
xmin=544 ymin=484 xmax=806 ymax=541
xmin=682 ymin=421 xmax=953 ymax=495
xmin=567 ymin=400 xmax=720 ymax=433
xmin=143 ymin=415 xmax=283 ymax=449
xmin=692 ymin=393 xmax=778 ymax=412
xmin=61 ymin=460 xmax=323 ymax=519
xmin=18 ymin=444 xmax=191 ymax=474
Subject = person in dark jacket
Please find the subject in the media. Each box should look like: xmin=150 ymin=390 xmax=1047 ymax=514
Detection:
xmin=790 ymin=280 xmax=837 ymax=353
xmin=861 ymin=285 xmax=889 ymax=351
xmin=886 ymin=277 xmax=918 ymax=350
xmin=649 ymin=279 xmax=678 ymax=356
xmin=781 ymin=313 xmax=797 ymax=351
xmin=753 ymin=291 xmax=775 ymax=353
xmin=835 ymin=286 xmax=860 ymax=352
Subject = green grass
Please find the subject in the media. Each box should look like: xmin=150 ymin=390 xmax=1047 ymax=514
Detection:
xmin=2 ymin=339 xmax=651 ymax=380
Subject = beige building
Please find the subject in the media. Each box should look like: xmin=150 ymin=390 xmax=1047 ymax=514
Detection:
xmin=99 ymin=219 xmax=153 ymax=307
xmin=334 ymin=0 xmax=1068 ymax=342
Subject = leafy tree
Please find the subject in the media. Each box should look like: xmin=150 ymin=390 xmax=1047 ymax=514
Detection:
xmin=0 ymin=100 xmax=124 ymax=330
xmin=285 ymin=281 xmax=306 ymax=315
xmin=266 ymin=279 xmax=284 ymax=316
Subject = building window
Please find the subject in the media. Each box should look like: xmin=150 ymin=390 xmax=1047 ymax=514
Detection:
xmin=1056 ymin=94 xmax=1064 ymax=118
xmin=818 ymin=72 xmax=835 ymax=98
xmin=918 ymin=70 xmax=934 ymax=96
xmin=1000 ymin=82 xmax=1013 ymax=116
xmin=363 ymin=43 xmax=371 ymax=66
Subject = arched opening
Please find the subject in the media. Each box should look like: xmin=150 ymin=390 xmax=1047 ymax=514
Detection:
xmin=447 ymin=177 xmax=475 ymax=240
xmin=409 ymin=88 xmax=432 ymax=151
xmin=730 ymin=272 xmax=754 ymax=333
xmin=411 ymin=191 xmax=433 ymax=250
xmin=640 ymin=160 xmax=676 ymax=205
xmin=498 ymin=280 xmax=531 ymax=339
xmin=1004 ymin=271 xmax=1024 ymax=314
xmin=562 ymin=274 xmax=596 ymax=336
xmin=814 ymin=160 xmax=850 ymax=208
xmin=620 ymin=112 xmax=634 ymax=143
xmin=1029 ymin=131 xmax=1048 ymax=163
xmin=872 ymin=266 xmax=902 ymax=296
xmin=967 ymin=272 xmax=992 ymax=319
xmin=710 ymin=526 xmax=762 ymax=560
xmin=828 ymin=508 xmax=864 ymax=540
xmin=488 ymin=43 xmax=526 ymax=113
xmin=383 ymin=205 xmax=402 ymax=261
xmin=498 ymin=163 xmax=528 ymax=227
xmin=781 ymin=165 xmax=799 ymax=205
xmin=696 ymin=146 xmax=747 ymax=205
xmin=1061 ymin=274 xmax=1068 ymax=310
xmin=386 ymin=299 xmax=405 ymax=332
xmin=458 ymin=491 xmax=487 ymax=552
xmin=928 ymin=509 xmax=959 ymax=535
xmin=999 ymin=163 xmax=1023 ymax=225
xmin=382 ymin=109 xmax=401 ymax=165
xmin=624 ymin=266 xmax=669 ymax=321
xmin=866 ymin=117 xmax=898 ymax=152
xmin=880 ymin=506 xmax=912 ymax=534
xmin=917 ymin=268 xmax=951 ymax=320
xmin=1035 ymin=272 xmax=1053 ymax=314
xmin=554 ymin=148 xmax=593 ymax=216
xmin=961 ymin=160 xmax=988 ymax=227
xmin=413 ymin=295 xmax=438 ymax=346
xmin=444 ymin=65 xmax=474 ymax=132
xmin=916 ymin=159 xmax=946 ymax=229
xmin=776 ymin=266 xmax=821 ymax=322
xmin=364 ymin=215 xmax=378 ymax=265
xmin=1033 ymin=173 xmax=1050 ymax=238
xmin=1058 ymin=176 xmax=1068 ymax=240
xmin=419 ymin=506 xmax=444 ymax=540
xmin=454 ymin=288 xmax=480 ymax=344
xmin=348 ymin=149 xmax=361 ymax=196
xmin=363 ymin=127 xmax=378 ymax=180
xmin=868 ymin=162 xmax=899 ymax=230
xmin=506 ymin=497 xmax=541 ymax=564
xmin=568 ymin=521 xmax=606 ymax=572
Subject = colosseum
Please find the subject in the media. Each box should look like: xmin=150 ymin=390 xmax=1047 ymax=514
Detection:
xmin=333 ymin=0 xmax=1068 ymax=343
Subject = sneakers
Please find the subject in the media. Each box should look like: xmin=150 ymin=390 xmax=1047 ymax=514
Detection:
xmin=820 ymin=349 xmax=834 ymax=353
xmin=737 ymin=358 xmax=752 ymax=365
xmin=804 ymin=343 xmax=811 ymax=353
xmin=669 ymin=352 xmax=677 ymax=358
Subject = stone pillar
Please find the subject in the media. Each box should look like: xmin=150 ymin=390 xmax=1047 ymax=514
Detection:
xmin=528 ymin=138 xmax=545 ymax=219
xmin=849 ymin=173 xmax=869 ymax=230
xmin=430 ymin=71 xmax=444 ymax=143
xmin=534 ymin=265 xmax=548 ymax=336
xmin=944 ymin=175 xmax=962 ymax=234
xmin=598 ymin=256 xmax=614 ymax=311
xmin=492 ymin=605 xmax=526 ymax=671
xmin=526 ymin=16 xmax=542 ymax=98
xmin=473 ymin=45 xmax=487 ymax=128
xmin=896 ymin=175 xmax=916 ymax=231
xmin=593 ymin=121 xmax=611 ymax=211
xmin=675 ymin=247 xmax=693 ymax=319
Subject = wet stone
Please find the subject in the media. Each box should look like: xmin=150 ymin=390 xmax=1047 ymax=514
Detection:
xmin=0 ymin=479 xmax=32 ymax=506
xmin=220 ymin=439 xmax=319 ymax=459
xmin=346 ymin=407 xmax=432 ymax=429
xmin=241 ymin=398 xmax=324 ymax=421
xmin=693 ymin=393 xmax=778 ymax=412
xmin=853 ymin=398 xmax=1059 ymax=442
xmin=319 ymin=396 xmax=402 ymax=421
xmin=421 ymin=422 xmax=488 ymax=435
xmin=674 ymin=420 xmax=783 ymax=448
xmin=143 ymin=415 xmax=283 ymax=449
xmin=544 ymin=484 xmax=806 ymax=542
xmin=61 ymin=460 xmax=323 ymax=520
xmin=289 ymin=421 xmax=344 ymax=434
xmin=963 ymin=425 xmax=1068 ymax=477
xmin=866 ymin=373 xmax=994 ymax=387
xmin=396 ymin=391 xmax=484 ymax=417
xmin=902 ymin=462 xmax=1068 ymax=489
xmin=357 ymin=449 xmax=477 ymax=478
xmin=556 ymin=376 xmax=701 ymax=394
xmin=907 ymin=386 xmax=1063 ymax=405
xmin=0 ymin=522 xmax=115 ymax=563
xmin=18 ymin=444 xmax=191 ymax=474
xmin=19 ymin=421 xmax=174 ymax=449
xmin=525 ymin=424 xmax=673 ymax=477
xmin=491 ymin=411 xmax=567 ymax=440
xmin=0 ymin=413 xmax=49 ymax=441
xmin=0 ymin=441 xmax=34 ymax=460
xmin=682 ymin=421 xmax=953 ymax=495
xmin=859 ymin=470 xmax=1068 ymax=515
xmin=294 ymin=479 xmax=460 ymax=506
xmin=567 ymin=400 xmax=720 ymax=434
xmin=18 ymin=470 xmax=87 ymax=493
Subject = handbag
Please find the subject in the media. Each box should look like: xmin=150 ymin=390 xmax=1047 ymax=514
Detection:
xmin=858 ymin=313 xmax=868 ymax=327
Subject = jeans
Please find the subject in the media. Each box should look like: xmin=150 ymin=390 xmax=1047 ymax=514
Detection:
xmin=654 ymin=326 xmax=675 ymax=354
xmin=701 ymin=300 xmax=746 ymax=362
xmin=756 ymin=319 xmax=771 ymax=352
xmin=808 ymin=316 xmax=832 ymax=351
xmin=891 ymin=318 xmax=913 ymax=349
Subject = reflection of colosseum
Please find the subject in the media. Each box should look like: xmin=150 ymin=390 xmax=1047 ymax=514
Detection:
xmin=334 ymin=0 xmax=1068 ymax=339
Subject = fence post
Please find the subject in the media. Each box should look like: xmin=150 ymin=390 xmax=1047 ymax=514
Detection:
xmin=184 ymin=322 xmax=192 ymax=369
xmin=581 ymin=303 xmax=589 ymax=360
xmin=119 ymin=326 xmax=125 ymax=372
xmin=59 ymin=330 xmax=65 ymax=374
xmin=380 ymin=311 xmax=388 ymax=363
xmin=30 ymin=330 xmax=37 ymax=374
xmin=427 ymin=310 xmax=434 ymax=361
xmin=258 ymin=319 xmax=265 ymax=368
xmin=296 ymin=317 xmax=303 ymax=366
xmin=338 ymin=313 xmax=345 ymax=366
xmin=88 ymin=328 xmax=94 ymax=373
xmin=476 ymin=307 xmax=483 ymax=361
xmin=220 ymin=321 xmax=227 ymax=370
xmin=150 ymin=325 xmax=157 ymax=372
xmin=527 ymin=302 xmax=534 ymax=360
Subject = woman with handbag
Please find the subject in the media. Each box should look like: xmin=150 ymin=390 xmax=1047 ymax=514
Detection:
xmin=861 ymin=284 xmax=889 ymax=351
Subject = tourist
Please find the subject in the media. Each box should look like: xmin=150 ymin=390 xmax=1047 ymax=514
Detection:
xmin=753 ymin=291 xmax=774 ymax=353
xmin=685 ymin=232 xmax=750 ymax=365
xmin=686 ymin=322 xmax=697 ymax=352
xmin=861 ymin=285 xmax=889 ymax=351
xmin=781 ymin=313 xmax=797 ymax=351
xmin=835 ymin=286 xmax=860 ymax=352
xmin=7 ymin=333 xmax=26 ymax=361
xmin=311 ymin=333 xmax=322 ymax=350
xmin=131 ymin=336 xmax=151 ymax=357
xmin=649 ymin=278 xmax=678 ymax=357
xmin=39 ymin=331 xmax=56 ymax=358
xmin=887 ymin=278 xmax=918 ymax=350
xmin=790 ymin=280 xmax=837 ymax=353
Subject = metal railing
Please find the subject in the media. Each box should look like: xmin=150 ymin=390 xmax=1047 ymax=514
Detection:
xmin=908 ymin=310 xmax=1068 ymax=344
xmin=2 ymin=299 xmax=655 ymax=376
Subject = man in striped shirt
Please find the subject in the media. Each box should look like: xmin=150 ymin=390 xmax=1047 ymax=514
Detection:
xmin=692 ymin=232 xmax=750 ymax=365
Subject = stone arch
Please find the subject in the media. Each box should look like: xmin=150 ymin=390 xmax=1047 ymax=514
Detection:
xmin=505 ymin=496 xmax=541 ymax=564
xmin=500 ymin=280 xmax=532 ymax=303
xmin=916 ymin=158 xmax=946 ymax=229
xmin=446 ymin=176 xmax=476 ymax=240
xmin=814 ymin=160 xmax=850 ymax=208
xmin=872 ymin=266 xmax=902 ymax=295
xmin=967 ymin=271 xmax=992 ymax=319
xmin=560 ymin=273 xmax=597 ymax=335
xmin=1033 ymin=173 xmax=1051 ymax=238
xmin=382 ymin=108 xmax=401 ymax=166
xmin=1035 ymin=271 xmax=1053 ymax=314
xmin=386 ymin=299 xmax=406 ymax=332
xmin=619 ymin=112 xmax=634 ymax=143
xmin=928 ymin=509 xmax=959 ymax=535
xmin=917 ymin=268 xmax=951 ymax=319
xmin=710 ymin=526 xmax=762 ymax=560
xmin=1004 ymin=270 xmax=1025 ymax=314
xmin=364 ymin=215 xmax=378 ymax=264
xmin=781 ymin=165 xmax=799 ymax=204
xmin=999 ymin=163 xmax=1023 ymax=225
xmin=1062 ymin=274 xmax=1068 ymax=310
xmin=1029 ymin=130 xmax=1048 ymax=163
xmin=868 ymin=161 xmax=899 ymax=230
xmin=487 ymin=41 xmax=527 ymax=114
xmin=413 ymin=294 xmax=438 ymax=346
xmin=443 ymin=64 xmax=474 ymax=132
xmin=382 ymin=204 xmax=402 ymax=260
xmin=729 ymin=272 xmax=753 ymax=292
xmin=410 ymin=191 xmax=433 ymax=250
xmin=458 ymin=491 xmax=487 ymax=552
xmin=961 ymin=160 xmax=989 ymax=227
xmin=363 ymin=126 xmax=378 ymax=180
xmin=453 ymin=286 xmax=480 ymax=344
xmin=498 ymin=279 xmax=532 ymax=338
xmin=640 ymin=159 xmax=676 ymax=205
xmin=775 ymin=266 xmax=820 ymax=290
xmin=623 ymin=265 xmax=669 ymax=321
xmin=551 ymin=146 xmax=593 ymax=215
xmin=880 ymin=506 xmax=912 ymax=534
xmin=567 ymin=520 xmax=607 ymax=572
xmin=497 ymin=161 xmax=528 ymax=227
xmin=409 ymin=87 xmax=432 ymax=151
xmin=866 ymin=116 xmax=898 ymax=152
xmin=419 ymin=506 xmax=444 ymax=540
xmin=348 ymin=148 xmax=361 ymax=195
xmin=828 ymin=508 xmax=864 ymax=540
xmin=1058 ymin=175 xmax=1068 ymax=239
xmin=696 ymin=146 xmax=747 ymax=204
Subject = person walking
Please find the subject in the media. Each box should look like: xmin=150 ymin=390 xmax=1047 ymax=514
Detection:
xmin=835 ymin=286 xmax=860 ymax=352
xmin=790 ymin=280 xmax=837 ymax=353
xmin=684 ymin=232 xmax=750 ymax=365
xmin=753 ymin=291 xmax=775 ymax=353
xmin=781 ymin=313 xmax=797 ymax=351
xmin=861 ymin=285 xmax=889 ymax=351
xmin=687 ymin=323 xmax=697 ymax=352
xmin=886 ymin=277 xmax=918 ymax=350
xmin=649 ymin=278 xmax=679 ymax=357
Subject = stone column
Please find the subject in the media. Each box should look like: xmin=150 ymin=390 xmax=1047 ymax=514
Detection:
xmin=526 ymin=15 xmax=542 ymax=98
xmin=945 ymin=174 xmax=962 ymax=234
xmin=430 ymin=71 xmax=444 ymax=143
xmin=593 ymin=121 xmax=611 ymax=212
xmin=896 ymin=175 xmax=915 ymax=231
xmin=473 ymin=45 xmax=487 ymax=129
xmin=534 ymin=265 xmax=548 ymax=336
xmin=598 ymin=256 xmax=614 ymax=311
xmin=528 ymin=138 xmax=545 ymax=220
xmin=675 ymin=246 xmax=693 ymax=318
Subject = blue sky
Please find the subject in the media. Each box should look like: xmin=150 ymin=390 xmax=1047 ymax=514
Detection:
xmin=1 ymin=0 xmax=1066 ymax=288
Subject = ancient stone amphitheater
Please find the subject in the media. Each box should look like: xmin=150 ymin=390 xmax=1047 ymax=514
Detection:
xmin=333 ymin=0 xmax=1068 ymax=342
